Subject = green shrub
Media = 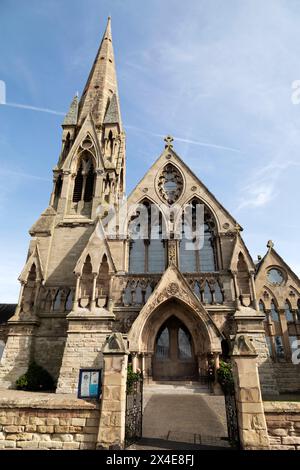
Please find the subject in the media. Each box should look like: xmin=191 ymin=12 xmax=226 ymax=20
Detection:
xmin=16 ymin=361 xmax=55 ymax=392
xmin=126 ymin=364 xmax=141 ymax=394
xmin=216 ymin=360 xmax=234 ymax=394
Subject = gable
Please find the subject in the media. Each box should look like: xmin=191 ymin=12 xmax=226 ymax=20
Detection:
xmin=255 ymin=245 xmax=300 ymax=308
xmin=256 ymin=247 xmax=300 ymax=286
xmin=19 ymin=242 xmax=44 ymax=283
xmin=229 ymin=234 xmax=255 ymax=271
xmin=60 ymin=113 xmax=104 ymax=171
xmin=127 ymin=145 xmax=240 ymax=234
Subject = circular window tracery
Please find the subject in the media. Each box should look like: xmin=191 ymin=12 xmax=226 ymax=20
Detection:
xmin=267 ymin=268 xmax=284 ymax=286
xmin=157 ymin=163 xmax=183 ymax=204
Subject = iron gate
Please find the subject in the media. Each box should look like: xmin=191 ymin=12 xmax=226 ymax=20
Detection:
xmin=224 ymin=391 xmax=240 ymax=448
xmin=125 ymin=376 xmax=143 ymax=446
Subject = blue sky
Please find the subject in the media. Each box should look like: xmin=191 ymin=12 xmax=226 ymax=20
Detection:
xmin=0 ymin=0 xmax=300 ymax=302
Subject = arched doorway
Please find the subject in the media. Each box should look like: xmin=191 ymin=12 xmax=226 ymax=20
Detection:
xmin=152 ymin=316 xmax=197 ymax=380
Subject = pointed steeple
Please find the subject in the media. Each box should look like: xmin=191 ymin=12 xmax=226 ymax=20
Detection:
xmin=78 ymin=17 xmax=121 ymax=127
xmin=63 ymin=94 xmax=78 ymax=126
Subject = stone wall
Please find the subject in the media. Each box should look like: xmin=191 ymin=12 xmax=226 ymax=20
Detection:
xmin=252 ymin=333 xmax=278 ymax=395
xmin=264 ymin=401 xmax=300 ymax=450
xmin=56 ymin=322 xmax=109 ymax=394
xmin=33 ymin=316 xmax=68 ymax=381
xmin=0 ymin=390 xmax=99 ymax=450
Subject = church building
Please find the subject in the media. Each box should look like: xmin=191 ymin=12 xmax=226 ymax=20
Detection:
xmin=0 ymin=17 xmax=299 ymax=429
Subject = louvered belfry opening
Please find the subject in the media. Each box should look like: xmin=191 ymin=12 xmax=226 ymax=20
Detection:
xmin=83 ymin=163 xmax=95 ymax=202
xmin=72 ymin=152 xmax=95 ymax=204
xmin=73 ymin=163 xmax=84 ymax=202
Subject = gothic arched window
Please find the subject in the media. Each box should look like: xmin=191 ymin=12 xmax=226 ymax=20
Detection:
xmin=53 ymin=290 xmax=62 ymax=311
xmin=284 ymin=300 xmax=294 ymax=323
xmin=128 ymin=201 xmax=166 ymax=273
xmin=214 ymin=282 xmax=224 ymax=304
xmin=274 ymin=336 xmax=285 ymax=359
xmin=179 ymin=199 xmax=216 ymax=273
xmin=63 ymin=132 xmax=71 ymax=160
xmin=73 ymin=162 xmax=83 ymax=202
xmin=108 ymin=130 xmax=114 ymax=157
xmin=65 ymin=290 xmax=73 ymax=311
xmin=155 ymin=327 xmax=169 ymax=360
xmin=178 ymin=328 xmax=192 ymax=359
xmin=259 ymin=300 xmax=267 ymax=320
xmin=297 ymin=299 xmax=300 ymax=322
xmin=270 ymin=300 xmax=280 ymax=322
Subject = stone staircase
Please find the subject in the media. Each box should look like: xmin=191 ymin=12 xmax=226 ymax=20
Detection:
xmin=141 ymin=381 xmax=229 ymax=448
xmin=273 ymin=363 xmax=300 ymax=393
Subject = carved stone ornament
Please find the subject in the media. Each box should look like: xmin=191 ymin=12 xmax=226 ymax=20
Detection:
xmin=81 ymin=136 xmax=93 ymax=150
xmin=167 ymin=282 xmax=179 ymax=296
xmin=168 ymin=241 xmax=177 ymax=266
xmin=142 ymin=279 xmax=219 ymax=337
xmin=157 ymin=163 xmax=184 ymax=204
xmin=232 ymin=334 xmax=257 ymax=357
xmin=102 ymin=332 xmax=129 ymax=354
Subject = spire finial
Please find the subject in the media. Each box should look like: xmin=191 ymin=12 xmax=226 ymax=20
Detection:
xmin=164 ymin=135 xmax=174 ymax=149
xmin=267 ymin=240 xmax=274 ymax=250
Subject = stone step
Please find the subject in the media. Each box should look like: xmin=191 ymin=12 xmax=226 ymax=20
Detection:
xmin=143 ymin=382 xmax=210 ymax=395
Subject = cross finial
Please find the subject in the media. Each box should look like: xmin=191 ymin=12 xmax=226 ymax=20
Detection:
xmin=267 ymin=240 xmax=274 ymax=250
xmin=164 ymin=135 xmax=174 ymax=149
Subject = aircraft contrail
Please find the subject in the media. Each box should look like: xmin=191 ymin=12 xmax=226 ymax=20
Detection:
xmin=125 ymin=124 xmax=240 ymax=153
xmin=3 ymin=102 xmax=65 ymax=116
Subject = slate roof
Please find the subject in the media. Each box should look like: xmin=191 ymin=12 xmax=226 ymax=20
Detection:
xmin=0 ymin=304 xmax=16 ymax=324
xmin=103 ymin=94 xmax=121 ymax=125
xmin=63 ymin=95 xmax=79 ymax=126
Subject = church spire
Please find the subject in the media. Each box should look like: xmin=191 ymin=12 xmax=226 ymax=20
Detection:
xmin=77 ymin=17 xmax=120 ymax=127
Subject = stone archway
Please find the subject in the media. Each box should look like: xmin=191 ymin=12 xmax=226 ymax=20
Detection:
xmin=153 ymin=315 xmax=197 ymax=380
xmin=127 ymin=266 xmax=224 ymax=382
xmin=129 ymin=294 xmax=222 ymax=382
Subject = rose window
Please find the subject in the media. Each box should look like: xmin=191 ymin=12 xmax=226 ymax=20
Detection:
xmin=157 ymin=164 xmax=183 ymax=204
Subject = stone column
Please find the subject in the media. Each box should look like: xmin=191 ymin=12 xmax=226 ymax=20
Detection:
xmin=232 ymin=271 xmax=240 ymax=309
xmin=132 ymin=353 xmax=138 ymax=373
xmin=97 ymin=333 xmax=129 ymax=450
xmin=73 ymin=274 xmax=80 ymax=310
xmin=90 ymin=273 xmax=97 ymax=311
xmin=231 ymin=334 xmax=270 ymax=450
xmin=249 ymin=272 xmax=258 ymax=311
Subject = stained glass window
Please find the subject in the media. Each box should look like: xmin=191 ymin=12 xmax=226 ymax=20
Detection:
xmin=274 ymin=336 xmax=284 ymax=359
xmin=270 ymin=301 xmax=279 ymax=322
xmin=284 ymin=301 xmax=294 ymax=323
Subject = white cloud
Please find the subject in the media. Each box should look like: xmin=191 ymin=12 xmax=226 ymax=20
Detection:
xmin=237 ymin=160 xmax=300 ymax=210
